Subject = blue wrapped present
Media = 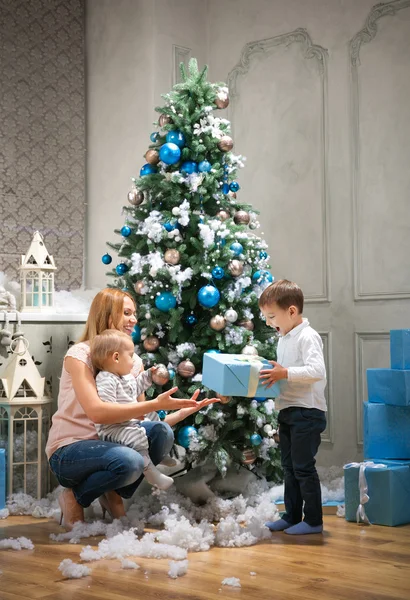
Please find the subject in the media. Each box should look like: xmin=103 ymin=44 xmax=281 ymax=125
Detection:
xmin=0 ymin=448 xmax=5 ymax=510
xmin=202 ymin=353 xmax=280 ymax=398
xmin=363 ymin=402 xmax=410 ymax=459
xmin=344 ymin=461 xmax=410 ymax=526
xmin=390 ymin=329 xmax=410 ymax=370
xmin=367 ymin=369 xmax=410 ymax=406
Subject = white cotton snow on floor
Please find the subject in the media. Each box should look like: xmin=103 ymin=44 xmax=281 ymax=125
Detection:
xmin=222 ymin=577 xmax=241 ymax=587
xmin=58 ymin=558 xmax=91 ymax=579
xmin=121 ymin=558 xmax=140 ymax=570
xmin=0 ymin=537 xmax=34 ymax=550
xmin=0 ymin=508 xmax=9 ymax=519
xmin=168 ymin=559 xmax=188 ymax=579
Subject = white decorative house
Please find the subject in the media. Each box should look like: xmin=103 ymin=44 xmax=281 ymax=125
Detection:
xmin=0 ymin=335 xmax=52 ymax=499
xmin=20 ymin=231 xmax=57 ymax=313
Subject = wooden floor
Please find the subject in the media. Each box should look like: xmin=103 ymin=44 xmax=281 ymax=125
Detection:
xmin=1 ymin=515 xmax=410 ymax=600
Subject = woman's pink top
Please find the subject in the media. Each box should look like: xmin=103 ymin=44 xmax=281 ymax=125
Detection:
xmin=45 ymin=342 xmax=146 ymax=459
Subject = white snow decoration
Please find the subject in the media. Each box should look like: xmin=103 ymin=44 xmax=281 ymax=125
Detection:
xmin=0 ymin=508 xmax=9 ymax=519
xmin=176 ymin=343 xmax=196 ymax=358
xmin=198 ymin=424 xmax=218 ymax=442
xmin=156 ymin=515 xmax=214 ymax=552
xmin=222 ymin=577 xmax=241 ymax=588
xmin=198 ymin=223 xmax=215 ymax=248
xmin=177 ymin=199 xmax=191 ymax=226
xmin=168 ymin=559 xmax=189 ymax=579
xmin=216 ymin=86 xmax=228 ymax=101
xmin=250 ymin=571 xmax=257 ymax=576
xmin=191 ymin=374 xmax=202 ymax=382
xmin=121 ymin=559 xmax=140 ymax=569
xmin=53 ymin=288 xmax=100 ymax=314
xmin=336 ymin=505 xmax=346 ymax=518
xmin=263 ymin=399 xmax=275 ymax=416
xmin=225 ymin=327 xmax=244 ymax=346
xmin=58 ymin=558 xmax=91 ymax=579
xmin=0 ymin=536 xmax=34 ymax=550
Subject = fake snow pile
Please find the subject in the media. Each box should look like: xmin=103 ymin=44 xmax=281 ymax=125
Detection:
xmin=222 ymin=577 xmax=241 ymax=588
xmin=0 ymin=536 xmax=34 ymax=551
xmin=58 ymin=559 xmax=91 ymax=579
xmin=168 ymin=559 xmax=189 ymax=579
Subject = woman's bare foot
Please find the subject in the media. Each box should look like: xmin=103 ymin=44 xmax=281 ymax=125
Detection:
xmin=99 ymin=490 xmax=126 ymax=519
xmin=58 ymin=488 xmax=84 ymax=530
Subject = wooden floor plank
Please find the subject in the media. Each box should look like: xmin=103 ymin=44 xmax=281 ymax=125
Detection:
xmin=1 ymin=515 xmax=410 ymax=600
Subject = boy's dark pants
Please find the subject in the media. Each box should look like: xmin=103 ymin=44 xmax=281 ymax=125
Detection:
xmin=278 ymin=406 xmax=327 ymax=526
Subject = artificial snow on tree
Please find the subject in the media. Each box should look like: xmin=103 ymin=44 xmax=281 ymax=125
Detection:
xmin=104 ymin=59 xmax=281 ymax=482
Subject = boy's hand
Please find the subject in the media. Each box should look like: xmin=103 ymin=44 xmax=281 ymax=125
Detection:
xmin=260 ymin=361 xmax=288 ymax=387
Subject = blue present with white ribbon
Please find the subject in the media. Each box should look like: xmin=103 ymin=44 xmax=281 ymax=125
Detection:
xmin=363 ymin=402 xmax=410 ymax=459
xmin=344 ymin=461 xmax=410 ymax=526
xmin=0 ymin=448 xmax=5 ymax=510
xmin=390 ymin=329 xmax=410 ymax=370
xmin=367 ymin=369 xmax=410 ymax=406
xmin=202 ymin=353 xmax=280 ymax=398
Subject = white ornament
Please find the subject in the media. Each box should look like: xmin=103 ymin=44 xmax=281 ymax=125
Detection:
xmin=241 ymin=345 xmax=258 ymax=356
xmin=263 ymin=424 xmax=273 ymax=434
xmin=224 ymin=309 xmax=238 ymax=323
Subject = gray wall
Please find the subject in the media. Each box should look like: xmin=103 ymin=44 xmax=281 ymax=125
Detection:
xmin=0 ymin=0 xmax=86 ymax=289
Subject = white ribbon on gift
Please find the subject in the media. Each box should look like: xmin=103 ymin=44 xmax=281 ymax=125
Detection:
xmin=344 ymin=461 xmax=387 ymax=525
xmin=234 ymin=356 xmax=269 ymax=396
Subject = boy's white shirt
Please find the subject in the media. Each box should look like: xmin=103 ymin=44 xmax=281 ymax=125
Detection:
xmin=275 ymin=318 xmax=327 ymax=412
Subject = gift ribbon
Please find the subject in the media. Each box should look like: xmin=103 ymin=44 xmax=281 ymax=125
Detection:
xmin=344 ymin=461 xmax=387 ymax=524
xmin=234 ymin=356 xmax=270 ymax=397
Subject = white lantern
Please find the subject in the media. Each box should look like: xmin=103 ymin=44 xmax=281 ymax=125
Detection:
xmin=0 ymin=335 xmax=52 ymax=498
xmin=19 ymin=231 xmax=56 ymax=313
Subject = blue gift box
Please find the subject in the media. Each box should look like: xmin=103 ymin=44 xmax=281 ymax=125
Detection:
xmin=344 ymin=462 xmax=410 ymax=526
xmin=0 ymin=448 xmax=5 ymax=510
xmin=367 ymin=369 xmax=410 ymax=406
xmin=390 ymin=329 xmax=410 ymax=370
xmin=202 ymin=353 xmax=280 ymax=398
xmin=363 ymin=402 xmax=410 ymax=459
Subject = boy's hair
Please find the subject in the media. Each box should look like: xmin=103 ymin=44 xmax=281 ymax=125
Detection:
xmin=258 ymin=279 xmax=304 ymax=313
xmin=90 ymin=329 xmax=133 ymax=371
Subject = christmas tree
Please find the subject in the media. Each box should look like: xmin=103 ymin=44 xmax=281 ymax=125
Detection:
xmin=103 ymin=59 xmax=281 ymax=482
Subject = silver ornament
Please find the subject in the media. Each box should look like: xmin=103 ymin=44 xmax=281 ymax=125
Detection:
xmin=177 ymin=359 xmax=196 ymax=378
xmin=128 ymin=189 xmax=144 ymax=206
xmin=224 ymin=309 xmax=238 ymax=323
xmin=241 ymin=345 xmax=258 ymax=356
xmin=152 ymin=364 xmax=170 ymax=386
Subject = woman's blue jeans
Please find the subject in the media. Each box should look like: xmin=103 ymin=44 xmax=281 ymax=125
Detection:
xmin=49 ymin=421 xmax=174 ymax=507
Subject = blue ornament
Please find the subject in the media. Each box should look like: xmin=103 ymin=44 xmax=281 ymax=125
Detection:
xmin=259 ymin=251 xmax=268 ymax=260
xmin=198 ymin=160 xmax=211 ymax=173
xmin=205 ymin=349 xmax=221 ymax=354
xmin=177 ymin=425 xmax=198 ymax=449
xmin=186 ymin=314 xmax=197 ymax=326
xmin=120 ymin=225 xmax=132 ymax=237
xmin=140 ymin=163 xmax=158 ymax=176
xmin=254 ymin=397 xmax=267 ymax=403
xmin=157 ymin=410 xmax=167 ymax=420
xmin=159 ymin=142 xmax=181 ymax=165
xmin=250 ymin=433 xmax=262 ymax=446
xmin=166 ymin=130 xmax=185 ymax=148
xmin=217 ymin=236 xmax=226 ymax=247
xmin=222 ymin=183 xmax=230 ymax=194
xmin=131 ymin=325 xmax=141 ymax=344
xmin=197 ymin=285 xmax=220 ymax=308
xmin=116 ymin=263 xmax=129 ymax=275
xmin=229 ymin=181 xmax=240 ymax=192
xmin=252 ymin=270 xmax=273 ymax=283
xmin=168 ymin=368 xmax=176 ymax=379
xmin=164 ymin=221 xmax=177 ymax=232
xmin=150 ymin=132 xmax=159 ymax=143
xmin=155 ymin=291 xmax=177 ymax=312
xmin=212 ymin=266 xmax=225 ymax=280
xmin=230 ymin=242 xmax=243 ymax=256
xmin=181 ymin=161 xmax=198 ymax=174
xmin=102 ymin=253 xmax=112 ymax=265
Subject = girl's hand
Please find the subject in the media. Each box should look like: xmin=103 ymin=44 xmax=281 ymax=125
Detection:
xmin=260 ymin=361 xmax=288 ymax=388
xmin=156 ymin=387 xmax=200 ymax=410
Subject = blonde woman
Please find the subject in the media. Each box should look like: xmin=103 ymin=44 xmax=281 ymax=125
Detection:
xmin=46 ymin=288 xmax=216 ymax=529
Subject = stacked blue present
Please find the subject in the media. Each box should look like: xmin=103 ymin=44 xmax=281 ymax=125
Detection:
xmin=345 ymin=330 xmax=410 ymax=526
xmin=0 ymin=448 xmax=5 ymax=510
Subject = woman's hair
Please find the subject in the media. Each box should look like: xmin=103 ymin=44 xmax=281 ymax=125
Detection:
xmin=79 ymin=288 xmax=136 ymax=343
xmin=258 ymin=279 xmax=304 ymax=313
xmin=90 ymin=329 xmax=133 ymax=371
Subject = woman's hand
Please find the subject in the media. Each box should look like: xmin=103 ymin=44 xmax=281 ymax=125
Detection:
xmin=155 ymin=387 xmax=200 ymax=410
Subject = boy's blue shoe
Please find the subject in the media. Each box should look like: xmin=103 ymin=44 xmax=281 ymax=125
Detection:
xmin=265 ymin=518 xmax=293 ymax=531
xmin=284 ymin=521 xmax=323 ymax=535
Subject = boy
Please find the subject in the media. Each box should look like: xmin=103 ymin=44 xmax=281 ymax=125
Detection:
xmin=90 ymin=330 xmax=174 ymax=490
xmin=259 ymin=279 xmax=327 ymax=534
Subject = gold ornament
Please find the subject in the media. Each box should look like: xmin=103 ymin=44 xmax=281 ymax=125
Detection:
xmin=234 ymin=210 xmax=250 ymax=225
xmin=216 ymin=209 xmax=230 ymax=221
xmin=215 ymin=96 xmax=229 ymax=109
xmin=238 ymin=319 xmax=254 ymax=331
xmin=159 ymin=113 xmax=173 ymax=127
xmin=134 ymin=280 xmax=146 ymax=295
xmin=217 ymin=136 xmax=234 ymax=152
xmin=242 ymin=449 xmax=257 ymax=465
xmin=164 ymin=249 xmax=180 ymax=265
xmin=177 ymin=359 xmax=196 ymax=378
xmin=210 ymin=315 xmax=226 ymax=331
xmin=228 ymin=259 xmax=244 ymax=277
xmin=143 ymin=336 xmax=160 ymax=352
xmin=144 ymin=149 xmax=160 ymax=165
xmin=216 ymin=393 xmax=231 ymax=404
xmin=152 ymin=364 xmax=170 ymax=386
xmin=128 ymin=190 xmax=144 ymax=206
xmin=241 ymin=345 xmax=258 ymax=356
